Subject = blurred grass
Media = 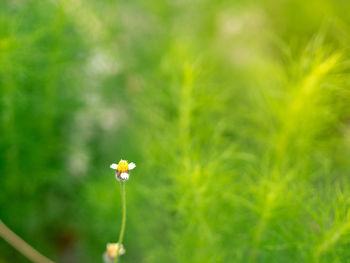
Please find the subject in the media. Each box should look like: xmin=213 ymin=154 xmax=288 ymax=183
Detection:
xmin=1 ymin=0 xmax=350 ymax=262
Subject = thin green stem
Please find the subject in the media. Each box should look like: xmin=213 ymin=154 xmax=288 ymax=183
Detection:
xmin=114 ymin=182 xmax=126 ymax=263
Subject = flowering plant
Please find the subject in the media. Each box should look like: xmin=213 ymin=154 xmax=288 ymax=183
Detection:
xmin=103 ymin=159 xmax=136 ymax=263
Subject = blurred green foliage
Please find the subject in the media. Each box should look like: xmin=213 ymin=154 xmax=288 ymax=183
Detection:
xmin=1 ymin=0 xmax=350 ymax=262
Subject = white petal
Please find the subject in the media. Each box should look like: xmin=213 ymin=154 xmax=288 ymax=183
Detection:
xmin=128 ymin=162 xmax=136 ymax=170
xmin=110 ymin=163 xmax=118 ymax=169
xmin=121 ymin=172 xmax=129 ymax=180
xmin=115 ymin=173 xmax=121 ymax=181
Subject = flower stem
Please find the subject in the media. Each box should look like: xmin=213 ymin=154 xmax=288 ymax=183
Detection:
xmin=114 ymin=182 xmax=126 ymax=263
xmin=0 ymin=220 xmax=55 ymax=263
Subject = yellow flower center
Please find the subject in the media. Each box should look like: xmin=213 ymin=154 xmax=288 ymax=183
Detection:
xmin=117 ymin=160 xmax=129 ymax=173
xmin=106 ymin=243 xmax=125 ymax=258
xmin=107 ymin=243 xmax=119 ymax=258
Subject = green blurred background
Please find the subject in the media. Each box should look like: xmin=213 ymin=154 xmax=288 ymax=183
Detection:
xmin=1 ymin=0 xmax=350 ymax=262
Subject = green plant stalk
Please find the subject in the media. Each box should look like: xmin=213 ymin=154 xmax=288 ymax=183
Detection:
xmin=114 ymin=182 xmax=126 ymax=263
xmin=0 ymin=220 xmax=55 ymax=263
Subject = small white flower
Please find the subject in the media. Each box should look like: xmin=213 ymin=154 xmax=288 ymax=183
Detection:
xmin=103 ymin=243 xmax=125 ymax=262
xmin=110 ymin=159 xmax=136 ymax=181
